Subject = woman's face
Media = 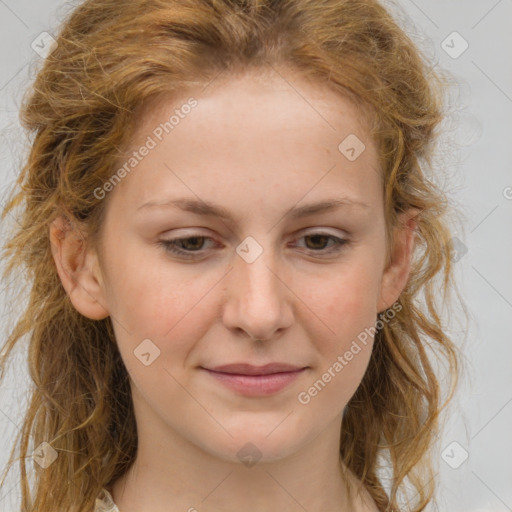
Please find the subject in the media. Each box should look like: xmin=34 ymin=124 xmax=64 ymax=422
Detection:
xmin=56 ymin=69 xmax=413 ymax=465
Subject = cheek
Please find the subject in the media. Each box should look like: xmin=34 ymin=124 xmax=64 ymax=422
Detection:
xmin=110 ymin=275 xmax=218 ymax=353
xmin=105 ymin=268 xmax=217 ymax=398
xmin=100 ymin=252 xmax=221 ymax=382
xmin=101 ymin=235 xmax=213 ymax=330
xmin=308 ymin=258 xmax=383 ymax=343
xmin=295 ymin=268 xmax=380 ymax=416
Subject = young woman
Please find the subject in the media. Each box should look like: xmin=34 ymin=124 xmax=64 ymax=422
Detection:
xmin=0 ymin=0 xmax=461 ymax=510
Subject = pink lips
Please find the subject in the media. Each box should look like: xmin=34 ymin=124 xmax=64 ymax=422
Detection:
xmin=201 ymin=363 xmax=307 ymax=396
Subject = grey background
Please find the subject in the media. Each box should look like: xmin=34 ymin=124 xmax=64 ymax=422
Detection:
xmin=0 ymin=1 xmax=511 ymax=511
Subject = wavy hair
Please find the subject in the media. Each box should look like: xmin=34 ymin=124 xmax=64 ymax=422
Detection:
xmin=0 ymin=0 xmax=462 ymax=510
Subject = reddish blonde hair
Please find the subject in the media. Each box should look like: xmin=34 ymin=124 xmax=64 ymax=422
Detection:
xmin=1 ymin=0 xmax=461 ymax=510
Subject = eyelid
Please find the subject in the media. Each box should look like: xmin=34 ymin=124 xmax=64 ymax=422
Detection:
xmin=158 ymin=227 xmax=350 ymax=259
xmin=298 ymin=227 xmax=349 ymax=237
xmin=160 ymin=226 xmax=348 ymax=244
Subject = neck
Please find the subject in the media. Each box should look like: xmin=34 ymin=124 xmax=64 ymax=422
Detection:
xmin=110 ymin=419 xmax=367 ymax=512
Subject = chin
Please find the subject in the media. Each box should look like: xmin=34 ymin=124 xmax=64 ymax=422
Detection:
xmin=199 ymin=427 xmax=307 ymax=467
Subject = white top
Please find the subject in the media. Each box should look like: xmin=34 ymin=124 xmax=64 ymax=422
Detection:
xmin=95 ymin=488 xmax=120 ymax=512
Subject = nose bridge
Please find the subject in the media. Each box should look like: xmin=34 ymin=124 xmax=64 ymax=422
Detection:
xmin=222 ymin=235 xmax=293 ymax=339
xmin=236 ymin=237 xmax=283 ymax=308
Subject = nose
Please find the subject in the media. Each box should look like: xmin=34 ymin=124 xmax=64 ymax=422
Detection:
xmin=221 ymin=240 xmax=294 ymax=342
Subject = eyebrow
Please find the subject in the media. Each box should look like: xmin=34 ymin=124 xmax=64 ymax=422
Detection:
xmin=136 ymin=197 xmax=370 ymax=221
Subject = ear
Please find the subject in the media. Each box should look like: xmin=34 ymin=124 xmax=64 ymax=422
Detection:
xmin=377 ymin=210 xmax=418 ymax=313
xmin=49 ymin=214 xmax=110 ymax=320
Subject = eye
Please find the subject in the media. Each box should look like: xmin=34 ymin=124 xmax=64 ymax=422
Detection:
xmin=158 ymin=231 xmax=349 ymax=260
xmin=291 ymin=231 xmax=349 ymax=256
xmin=158 ymin=235 xmax=216 ymax=259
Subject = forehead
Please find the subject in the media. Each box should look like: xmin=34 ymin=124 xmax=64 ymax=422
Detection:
xmin=107 ymin=68 xmax=381 ymax=219
xmin=136 ymin=67 xmax=374 ymax=145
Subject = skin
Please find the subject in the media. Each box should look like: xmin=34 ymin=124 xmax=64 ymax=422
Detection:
xmin=50 ymin=67 xmax=416 ymax=512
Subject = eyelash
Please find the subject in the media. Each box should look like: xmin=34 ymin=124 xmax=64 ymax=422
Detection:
xmin=158 ymin=232 xmax=349 ymax=259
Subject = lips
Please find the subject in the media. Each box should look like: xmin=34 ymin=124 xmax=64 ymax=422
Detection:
xmin=200 ymin=363 xmax=308 ymax=397
xmin=206 ymin=363 xmax=306 ymax=376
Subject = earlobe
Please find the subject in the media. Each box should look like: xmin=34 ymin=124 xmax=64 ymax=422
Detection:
xmin=377 ymin=211 xmax=417 ymax=313
xmin=49 ymin=214 xmax=110 ymax=320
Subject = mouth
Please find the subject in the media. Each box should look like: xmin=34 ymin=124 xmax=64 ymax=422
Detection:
xmin=200 ymin=363 xmax=309 ymax=396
